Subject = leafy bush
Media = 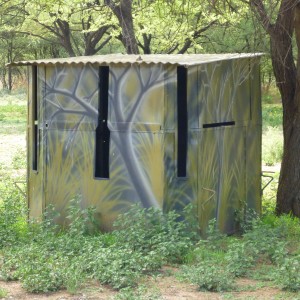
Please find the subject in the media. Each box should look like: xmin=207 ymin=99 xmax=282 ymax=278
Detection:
xmin=180 ymin=263 xmax=235 ymax=292
xmin=226 ymin=241 xmax=257 ymax=277
xmin=0 ymin=178 xmax=27 ymax=248
xmin=115 ymin=285 xmax=162 ymax=300
xmin=0 ymin=201 xmax=198 ymax=292
xmin=184 ymin=244 xmax=226 ymax=265
xmin=275 ymin=255 xmax=300 ymax=292
xmin=113 ymin=205 xmax=194 ymax=264
xmin=0 ymin=288 xmax=7 ymax=299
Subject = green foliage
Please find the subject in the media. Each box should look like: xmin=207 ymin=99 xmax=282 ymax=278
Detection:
xmin=180 ymin=213 xmax=300 ymax=294
xmin=262 ymin=86 xmax=281 ymax=105
xmin=113 ymin=205 xmax=194 ymax=264
xmin=18 ymin=251 xmax=65 ymax=293
xmin=0 ymin=178 xmax=27 ymax=248
xmin=262 ymin=127 xmax=283 ymax=166
xmin=0 ymin=97 xmax=27 ymax=134
xmin=0 ymin=199 xmax=195 ymax=292
xmin=261 ymin=104 xmax=283 ymax=166
xmin=275 ymin=255 xmax=300 ymax=292
xmin=248 ymin=264 xmax=278 ymax=281
xmin=66 ymin=196 xmax=98 ymax=236
xmin=11 ymin=148 xmax=26 ymax=169
xmin=180 ymin=263 xmax=235 ymax=292
xmin=2 ymin=158 xmax=300 ymax=296
xmin=226 ymin=241 xmax=257 ymax=277
xmin=114 ymin=286 xmax=162 ymax=300
xmin=184 ymin=244 xmax=227 ymax=265
xmin=0 ymin=288 xmax=7 ymax=299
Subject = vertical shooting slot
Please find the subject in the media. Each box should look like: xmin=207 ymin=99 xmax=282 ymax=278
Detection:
xmin=177 ymin=66 xmax=188 ymax=178
xmin=32 ymin=66 xmax=38 ymax=171
xmin=95 ymin=66 xmax=110 ymax=179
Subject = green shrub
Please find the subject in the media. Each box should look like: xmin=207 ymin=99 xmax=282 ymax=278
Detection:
xmin=0 ymin=288 xmax=7 ymax=299
xmin=115 ymin=285 xmax=162 ymax=300
xmin=20 ymin=259 xmax=64 ymax=293
xmin=180 ymin=263 xmax=235 ymax=292
xmin=66 ymin=196 xmax=99 ymax=236
xmin=275 ymin=255 xmax=300 ymax=292
xmin=273 ymin=214 xmax=300 ymax=240
xmin=226 ymin=241 xmax=257 ymax=277
xmin=113 ymin=205 xmax=193 ymax=264
xmin=184 ymin=245 xmax=226 ymax=265
xmin=0 ymin=179 xmax=28 ymax=248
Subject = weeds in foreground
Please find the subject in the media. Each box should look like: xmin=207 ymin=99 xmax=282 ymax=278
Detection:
xmin=0 ymin=188 xmax=197 ymax=292
xmin=179 ymin=215 xmax=300 ymax=293
xmin=1 ymin=178 xmax=300 ymax=295
xmin=0 ymin=288 xmax=7 ymax=299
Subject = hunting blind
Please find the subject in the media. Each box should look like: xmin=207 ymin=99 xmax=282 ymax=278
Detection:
xmin=11 ymin=54 xmax=262 ymax=233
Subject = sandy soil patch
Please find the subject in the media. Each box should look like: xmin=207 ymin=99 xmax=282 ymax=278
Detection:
xmin=0 ymin=134 xmax=26 ymax=166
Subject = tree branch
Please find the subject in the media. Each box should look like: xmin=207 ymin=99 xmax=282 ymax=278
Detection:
xmin=249 ymin=0 xmax=275 ymax=35
xmin=178 ymin=20 xmax=218 ymax=54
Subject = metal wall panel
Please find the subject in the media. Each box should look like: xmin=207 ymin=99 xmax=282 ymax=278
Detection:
xmin=198 ymin=60 xmax=251 ymax=127
xmin=108 ymin=64 xmax=165 ymax=131
xmin=164 ymin=132 xmax=198 ymax=213
xmin=246 ymin=125 xmax=262 ymax=213
xmin=197 ymin=126 xmax=246 ymax=234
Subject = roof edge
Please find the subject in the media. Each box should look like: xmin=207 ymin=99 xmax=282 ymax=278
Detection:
xmin=7 ymin=53 xmax=264 ymax=67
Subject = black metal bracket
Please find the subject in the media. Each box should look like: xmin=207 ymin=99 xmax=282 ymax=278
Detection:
xmin=261 ymin=171 xmax=275 ymax=194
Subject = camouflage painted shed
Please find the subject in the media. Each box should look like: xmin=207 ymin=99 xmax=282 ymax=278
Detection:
xmin=12 ymin=54 xmax=262 ymax=233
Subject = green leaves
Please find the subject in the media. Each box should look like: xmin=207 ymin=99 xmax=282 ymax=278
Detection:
xmin=0 ymin=201 xmax=197 ymax=292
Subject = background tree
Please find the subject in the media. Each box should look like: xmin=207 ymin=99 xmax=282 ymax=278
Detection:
xmin=2 ymin=0 xmax=116 ymax=57
xmin=248 ymin=0 xmax=300 ymax=216
xmin=105 ymin=0 xmax=139 ymax=54
xmin=105 ymin=0 xmax=235 ymax=54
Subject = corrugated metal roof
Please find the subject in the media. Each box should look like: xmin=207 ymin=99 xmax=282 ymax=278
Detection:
xmin=7 ymin=53 xmax=263 ymax=67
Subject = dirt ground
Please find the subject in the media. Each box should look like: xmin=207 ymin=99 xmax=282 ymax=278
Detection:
xmin=0 ymin=134 xmax=26 ymax=167
xmin=0 ymin=275 xmax=289 ymax=300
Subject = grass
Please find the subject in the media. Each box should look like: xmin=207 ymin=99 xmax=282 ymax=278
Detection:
xmin=0 ymin=90 xmax=27 ymax=134
xmin=262 ymin=103 xmax=283 ymax=166
xmin=262 ymin=127 xmax=283 ymax=166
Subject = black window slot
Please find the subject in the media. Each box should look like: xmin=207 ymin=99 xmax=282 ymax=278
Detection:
xmin=203 ymin=121 xmax=235 ymax=129
xmin=32 ymin=66 xmax=38 ymax=171
xmin=95 ymin=66 xmax=110 ymax=179
xmin=177 ymin=66 xmax=188 ymax=178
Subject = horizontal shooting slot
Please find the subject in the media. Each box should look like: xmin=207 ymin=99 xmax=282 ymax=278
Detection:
xmin=203 ymin=121 xmax=235 ymax=129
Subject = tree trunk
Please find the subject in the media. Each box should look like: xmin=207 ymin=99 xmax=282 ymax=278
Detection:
xmin=7 ymin=40 xmax=13 ymax=91
xmin=250 ymin=0 xmax=300 ymax=216
xmin=276 ymin=3 xmax=300 ymax=216
xmin=105 ymin=0 xmax=139 ymax=54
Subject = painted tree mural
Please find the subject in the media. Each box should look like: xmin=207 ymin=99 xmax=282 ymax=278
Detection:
xmin=26 ymin=55 xmax=261 ymax=232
